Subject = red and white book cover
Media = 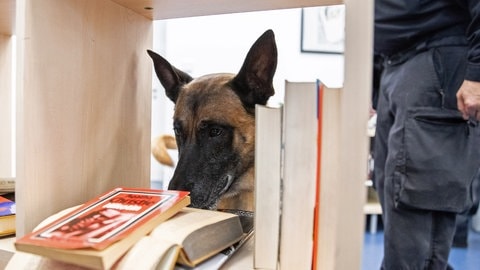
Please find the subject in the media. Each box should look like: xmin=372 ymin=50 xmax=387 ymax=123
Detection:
xmin=16 ymin=187 xmax=189 ymax=250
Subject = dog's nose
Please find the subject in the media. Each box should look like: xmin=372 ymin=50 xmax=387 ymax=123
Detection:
xmin=168 ymin=180 xmax=211 ymax=208
xmin=168 ymin=178 xmax=194 ymax=192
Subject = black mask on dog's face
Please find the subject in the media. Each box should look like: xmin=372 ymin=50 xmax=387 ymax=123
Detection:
xmin=147 ymin=30 xmax=277 ymax=209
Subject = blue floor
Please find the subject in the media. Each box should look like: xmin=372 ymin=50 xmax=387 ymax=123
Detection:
xmin=362 ymin=223 xmax=480 ymax=269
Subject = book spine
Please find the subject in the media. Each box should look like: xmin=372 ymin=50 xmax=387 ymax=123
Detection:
xmin=311 ymin=81 xmax=323 ymax=270
xmin=0 ymin=177 xmax=15 ymax=193
xmin=279 ymin=81 xmax=318 ymax=270
xmin=254 ymin=105 xmax=282 ymax=269
xmin=313 ymin=83 xmax=342 ymax=270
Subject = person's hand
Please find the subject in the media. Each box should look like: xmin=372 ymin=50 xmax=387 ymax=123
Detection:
xmin=456 ymin=80 xmax=480 ymax=121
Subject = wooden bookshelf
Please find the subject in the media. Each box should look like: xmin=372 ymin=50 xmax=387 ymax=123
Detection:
xmin=365 ymin=180 xmax=382 ymax=234
xmin=0 ymin=34 xmax=12 ymax=177
xmin=0 ymin=0 xmax=14 ymax=36
xmin=111 ymin=0 xmax=342 ymax=20
xmin=14 ymin=0 xmax=153 ymax=238
xmin=1 ymin=0 xmax=372 ymax=269
xmin=0 ymin=0 xmax=14 ymax=178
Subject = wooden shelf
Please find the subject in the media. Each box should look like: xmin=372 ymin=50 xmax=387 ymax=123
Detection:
xmin=1 ymin=0 xmax=372 ymax=269
xmin=111 ymin=0 xmax=343 ymax=20
xmin=0 ymin=14 xmax=13 ymax=177
xmin=0 ymin=0 xmax=344 ymax=36
xmin=364 ymin=201 xmax=382 ymax=215
xmin=14 ymin=0 xmax=153 ymax=238
xmin=0 ymin=0 xmax=14 ymax=35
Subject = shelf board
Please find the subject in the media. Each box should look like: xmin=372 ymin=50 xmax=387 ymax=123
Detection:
xmin=364 ymin=201 xmax=382 ymax=215
xmin=0 ymin=0 xmax=15 ymax=35
xmin=0 ymin=0 xmax=344 ymax=35
xmin=111 ymin=0 xmax=343 ymax=20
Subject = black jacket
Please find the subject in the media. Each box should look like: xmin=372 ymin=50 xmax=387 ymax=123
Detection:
xmin=374 ymin=0 xmax=480 ymax=82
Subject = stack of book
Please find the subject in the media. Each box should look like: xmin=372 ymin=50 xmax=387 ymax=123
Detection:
xmin=10 ymin=80 xmax=343 ymax=270
xmin=11 ymin=187 xmax=248 ymax=270
xmin=254 ymin=80 xmax=342 ymax=270
xmin=0 ymin=176 xmax=15 ymax=237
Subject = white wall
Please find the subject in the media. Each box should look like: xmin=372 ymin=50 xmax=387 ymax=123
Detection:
xmin=150 ymin=7 xmax=344 ymax=183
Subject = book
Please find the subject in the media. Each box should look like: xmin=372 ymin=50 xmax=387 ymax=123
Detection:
xmin=312 ymin=80 xmax=324 ymax=270
xmin=313 ymin=81 xmax=341 ymax=270
xmin=254 ymin=104 xmax=282 ymax=269
xmin=174 ymin=227 xmax=254 ymax=270
xmin=0 ymin=195 xmax=15 ymax=237
xmin=252 ymin=81 xmax=342 ymax=270
xmin=278 ymin=81 xmax=319 ymax=270
xmin=8 ymin=207 xmax=247 ymax=270
xmin=119 ymin=207 xmax=245 ymax=269
xmin=14 ymin=187 xmax=190 ymax=270
xmin=0 ymin=177 xmax=15 ymax=194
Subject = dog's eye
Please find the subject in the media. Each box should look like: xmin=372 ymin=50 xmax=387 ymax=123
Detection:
xmin=173 ymin=127 xmax=181 ymax=136
xmin=173 ymin=121 xmax=183 ymax=137
xmin=209 ymin=127 xmax=223 ymax=137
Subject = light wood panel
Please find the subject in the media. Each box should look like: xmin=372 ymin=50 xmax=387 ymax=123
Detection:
xmin=112 ymin=0 xmax=343 ymax=20
xmin=0 ymin=35 xmax=12 ymax=176
xmin=15 ymin=0 xmax=153 ymax=236
xmin=0 ymin=0 xmax=15 ymax=35
xmin=335 ymin=0 xmax=373 ymax=269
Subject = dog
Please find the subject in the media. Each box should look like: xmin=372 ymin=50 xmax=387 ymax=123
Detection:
xmin=147 ymin=30 xmax=277 ymax=212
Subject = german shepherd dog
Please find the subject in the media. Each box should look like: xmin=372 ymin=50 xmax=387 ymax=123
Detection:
xmin=147 ymin=30 xmax=277 ymax=212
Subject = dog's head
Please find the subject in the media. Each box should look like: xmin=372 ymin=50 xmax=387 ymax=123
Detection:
xmin=147 ymin=30 xmax=277 ymax=210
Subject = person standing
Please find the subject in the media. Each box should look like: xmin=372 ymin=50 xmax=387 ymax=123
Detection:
xmin=373 ymin=1 xmax=480 ymax=269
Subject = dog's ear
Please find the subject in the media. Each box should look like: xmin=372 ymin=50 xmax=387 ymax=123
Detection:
xmin=232 ymin=29 xmax=277 ymax=107
xmin=147 ymin=50 xmax=193 ymax=103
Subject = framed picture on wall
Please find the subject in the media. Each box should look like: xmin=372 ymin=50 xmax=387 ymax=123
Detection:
xmin=301 ymin=5 xmax=345 ymax=54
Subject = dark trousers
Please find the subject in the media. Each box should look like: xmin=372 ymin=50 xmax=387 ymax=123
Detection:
xmin=374 ymin=45 xmax=472 ymax=270
xmin=453 ymin=213 xmax=469 ymax=247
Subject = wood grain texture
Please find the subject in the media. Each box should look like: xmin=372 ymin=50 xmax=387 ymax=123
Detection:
xmin=111 ymin=0 xmax=343 ymax=20
xmin=15 ymin=0 xmax=153 ymax=237
xmin=335 ymin=0 xmax=373 ymax=269
xmin=0 ymin=0 xmax=15 ymax=35
xmin=0 ymin=35 xmax=12 ymax=177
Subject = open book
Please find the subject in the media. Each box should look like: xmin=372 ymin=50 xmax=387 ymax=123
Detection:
xmin=174 ymin=227 xmax=253 ymax=270
xmin=14 ymin=187 xmax=190 ymax=269
xmin=9 ymin=206 xmax=247 ymax=270
xmin=118 ymin=207 xmax=246 ymax=269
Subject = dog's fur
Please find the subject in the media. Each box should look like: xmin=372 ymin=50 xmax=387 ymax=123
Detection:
xmin=147 ymin=30 xmax=277 ymax=211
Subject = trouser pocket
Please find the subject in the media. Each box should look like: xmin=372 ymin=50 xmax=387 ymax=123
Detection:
xmin=395 ymin=108 xmax=480 ymax=213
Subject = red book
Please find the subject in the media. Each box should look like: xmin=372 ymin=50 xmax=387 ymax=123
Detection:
xmin=15 ymin=187 xmax=190 ymax=269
